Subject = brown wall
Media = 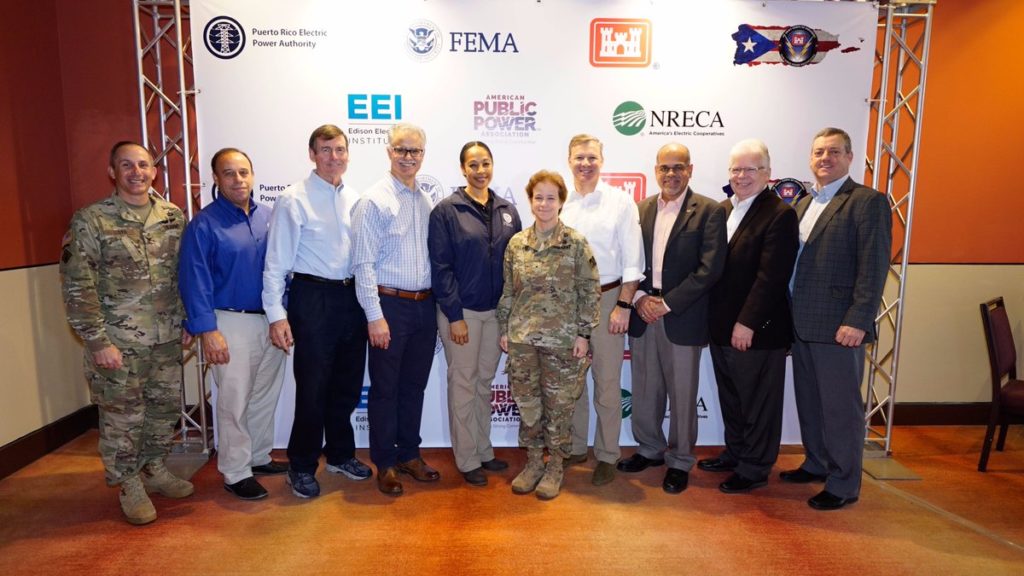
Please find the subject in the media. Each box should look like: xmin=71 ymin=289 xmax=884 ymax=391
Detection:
xmin=913 ymin=0 xmax=1024 ymax=264
xmin=0 ymin=0 xmax=138 ymax=271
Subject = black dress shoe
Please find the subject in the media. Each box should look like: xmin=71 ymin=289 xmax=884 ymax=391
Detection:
xmin=779 ymin=468 xmax=828 ymax=484
xmin=808 ymin=490 xmax=859 ymax=510
xmin=224 ymin=477 xmax=268 ymax=500
xmin=251 ymin=460 xmax=289 ymax=476
xmin=616 ymin=453 xmax=666 ymax=473
xmin=462 ymin=467 xmax=487 ymax=486
xmin=662 ymin=468 xmax=689 ymax=494
xmin=719 ymin=473 xmax=768 ymax=494
xmin=480 ymin=458 xmax=509 ymax=472
xmin=697 ymin=457 xmax=737 ymax=473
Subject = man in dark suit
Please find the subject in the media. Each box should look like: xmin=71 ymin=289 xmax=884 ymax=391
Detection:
xmin=616 ymin=143 xmax=726 ymax=494
xmin=783 ymin=127 xmax=892 ymax=510
xmin=700 ymin=139 xmax=799 ymax=494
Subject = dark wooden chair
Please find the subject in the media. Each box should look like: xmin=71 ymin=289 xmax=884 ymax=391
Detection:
xmin=978 ymin=297 xmax=1024 ymax=471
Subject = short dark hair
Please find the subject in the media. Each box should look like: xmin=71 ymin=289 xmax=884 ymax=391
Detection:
xmin=308 ymin=124 xmax=348 ymax=151
xmin=525 ymin=170 xmax=568 ymax=204
xmin=459 ymin=141 xmax=493 ymax=165
xmin=211 ymin=147 xmax=253 ymax=173
xmin=813 ymin=127 xmax=852 ymax=153
xmin=109 ymin=141 xmax=152 ymax=168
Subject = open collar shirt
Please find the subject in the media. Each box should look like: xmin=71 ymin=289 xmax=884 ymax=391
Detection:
xmin=560 ymin=179 xmax=644 ymax=285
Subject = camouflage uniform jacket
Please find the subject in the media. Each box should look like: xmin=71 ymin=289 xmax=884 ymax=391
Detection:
xmin=497 ymin=220 xmax=600 ymax=349
xmin=61 ymin=191 xmax=185 ymax=351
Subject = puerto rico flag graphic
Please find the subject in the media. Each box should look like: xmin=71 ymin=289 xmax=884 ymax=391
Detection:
xmin=732 ymin=24 xmax=855 ymax=66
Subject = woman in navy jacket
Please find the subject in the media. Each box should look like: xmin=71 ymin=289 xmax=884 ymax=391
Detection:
xmin=428 ymin=141 xmax=522 ymax=486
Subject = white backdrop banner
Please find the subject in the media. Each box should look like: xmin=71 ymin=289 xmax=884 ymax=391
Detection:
xmin=190 ymin=0 xmax=877 ymax=449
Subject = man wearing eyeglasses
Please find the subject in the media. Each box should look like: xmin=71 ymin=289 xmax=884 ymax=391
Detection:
xmin=351 ymin=122 xmax=440 ymax=496
xmin=263 ymin=124 xmax=372 ymax=500
xmin=783 ymin=127 xmax=891 ymax=510
xmin=559 ymin=134 xmax=644 ymax=487
xmin=701 ymin=139 xmax=799 ymax=494
xmin=617 ymin=143 xmax=726 ymax=494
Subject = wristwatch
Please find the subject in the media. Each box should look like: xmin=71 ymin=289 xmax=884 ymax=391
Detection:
xmin=616 ymin=300 xmax=633 ymax=310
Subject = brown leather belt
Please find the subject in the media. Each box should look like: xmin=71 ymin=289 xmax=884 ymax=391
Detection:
xmin=601 ymin=279 xmax=622 ymax=293
xmin=378 ymin=286 xmax=433 ymax=301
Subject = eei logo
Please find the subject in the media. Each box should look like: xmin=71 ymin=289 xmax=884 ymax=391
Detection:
xmin=348 ymin=94 xmax=403 ymax=121
xmin=204 ymin=15 xmax=245 ymax=60
xmin=590 ymin=18 xmax=651 ymax=67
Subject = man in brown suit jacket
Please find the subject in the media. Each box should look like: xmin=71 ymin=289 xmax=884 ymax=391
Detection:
xmin=701 ymin=139 xmax=799 ymax=494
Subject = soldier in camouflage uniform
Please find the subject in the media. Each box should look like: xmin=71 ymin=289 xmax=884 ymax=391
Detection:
xmin=60 ymin=141 xmax=194 ymax=525
xmin=497 ymin=170 xmax=600 ymax=500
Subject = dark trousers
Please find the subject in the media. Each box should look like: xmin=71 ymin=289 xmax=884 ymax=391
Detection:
xmin=367 ymin=295 xmax=438 ymax=469
xmin=791 ymin=337 xmax=866 ymax=499
xmin=709 ymin=344 xmax=787 ymax=481
xmin=286 ymin=277 xmax=367 ymax=474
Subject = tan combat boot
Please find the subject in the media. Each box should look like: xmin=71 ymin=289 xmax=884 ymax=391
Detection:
xmin=141 ymin=459 xmax=195 ymax=498
xmin=119 ymin=475 xmax=157 ymax=525
xmin=511 ymin=448 xmax=546 ymax=495
xmin=535 ymin=454 xmax=565 ymax=500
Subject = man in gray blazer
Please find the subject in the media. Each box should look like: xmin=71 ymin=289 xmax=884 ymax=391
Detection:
xmin=616 ymin=142 xmax=727 ymax=494
xmin=784 ymin=127 xmax=892 ymax=510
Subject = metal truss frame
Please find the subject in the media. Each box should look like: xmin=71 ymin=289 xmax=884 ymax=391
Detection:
xmin=130 ymin=0 xmax=935 ymax=461
xmin=863 ymin=0 xmax=936 ymax=457
xmin=132 ymin=0 xmax=208 ymax=456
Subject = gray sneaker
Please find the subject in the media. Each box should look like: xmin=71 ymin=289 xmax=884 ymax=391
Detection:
xmin=286 ymin=470 xmax=320 ymax=498
xmin=326 ymin=457 xmax=373 ymax=480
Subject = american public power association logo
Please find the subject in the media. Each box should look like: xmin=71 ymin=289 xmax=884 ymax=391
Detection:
xmin=602 ymin=173 xmax=647 ymax=202
xmin=417 ymin=174 xmax=447 ymax=206
xmin=612 ymin=101 xmax=646 ymax=136
xmin=732 ymin=24 xmax=856 ymax=66
xmin=590 ymin=18 xmax=651 ymax=67
xmin=204 ymin=16 xmax=245 ymax=60
xmin=407 ymin=20 xmax=443 ymax=62
xmin=771 ymin=178 xmax=808 ymax=205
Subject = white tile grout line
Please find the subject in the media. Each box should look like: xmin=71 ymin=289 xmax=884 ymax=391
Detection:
xmin=873 ymin=478 xmax=1024 ymax=554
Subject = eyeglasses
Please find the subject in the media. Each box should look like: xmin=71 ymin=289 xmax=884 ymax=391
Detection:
xmin=392 ymin=147 xmax=424 ymax=158
xmin=728 ymin=167 xmax=766 ymax=176
xmin=656 ymin=164 xmax=690 ymax=175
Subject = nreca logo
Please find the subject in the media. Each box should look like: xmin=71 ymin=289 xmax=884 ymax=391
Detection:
xmin=590 ymin=18 xmax=651 ymax=67
xmin=620 ymin=388 xmax=632 ymax=419
xmin=407 ymin=19 xmax=443 ymax=62
xmin=602 ymin=173 xmax=647 ymax=202
xmin=204 ymin=16 xmax=245 ymax=60
xmin=613 ymin=101 xmax=646 ymax=136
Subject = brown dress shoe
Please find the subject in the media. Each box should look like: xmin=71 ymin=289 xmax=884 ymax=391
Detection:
xmin=377 ymin=467 xmax=403 ymax=496
xmin=396 ymin=458 xmax=441 ymax=482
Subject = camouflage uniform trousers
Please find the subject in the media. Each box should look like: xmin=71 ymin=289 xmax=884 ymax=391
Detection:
xmin=86 ymin=340 xmax=182 ymax=486
xmin=507 ymin=342 xmax=590 ymax=458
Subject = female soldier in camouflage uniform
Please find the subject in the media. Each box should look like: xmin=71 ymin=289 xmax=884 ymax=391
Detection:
xmin=497 ymin=170 xmax=600 ymax=500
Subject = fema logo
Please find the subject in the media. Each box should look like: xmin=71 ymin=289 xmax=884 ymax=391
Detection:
xmin=613 ymin=101 xmax=646 ymax=136
xmin=771 ymin=178 xmax=808 ymax=205
xmin=417 ymin=174 xmax=447 ymax=206
xmin=779 ymin=25 xmax=817 ymax=67
xmin=407 ymin=20 xmax=443 ymax=62
xmin=204 ymin=16 xmax=245 ymax=60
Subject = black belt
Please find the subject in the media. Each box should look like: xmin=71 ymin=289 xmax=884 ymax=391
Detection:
xmin=648 ymin=288 xmax=663 ymax=297
xmin=378 ymin=286 xmax=432 ymax=301
xmin=293 ymin=272 xmax=354 ymax=286
xmin=218 ymin=308 xmax=265 ymax=315
xmin=601 ymin=279 xmax=622 ymax=293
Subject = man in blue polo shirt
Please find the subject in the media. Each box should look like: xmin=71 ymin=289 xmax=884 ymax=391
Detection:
xmin=179 ymin=147 xmax=288 ymax=500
